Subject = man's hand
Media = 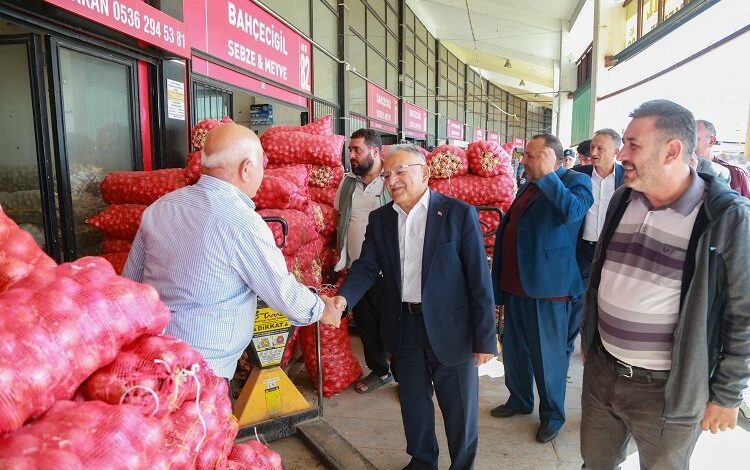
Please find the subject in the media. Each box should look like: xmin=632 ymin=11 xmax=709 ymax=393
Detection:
xmin=538 ymin=147 xmax=557 ymax=178
xmin=332 ymin=295 xmax=348 ymax=312
xmin=700 ymin=402 xmax=739 ymax=433
xmin=474 ymin=353 xmax=494 ymax=367
xmin=319 ymin=295 xmax=343 ymax=328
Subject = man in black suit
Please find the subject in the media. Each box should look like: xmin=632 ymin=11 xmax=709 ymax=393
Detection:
xmin=568 ymin=129 xmax=624 ymax=358
xmin=333 ymin=144 xmax=497 ymax=470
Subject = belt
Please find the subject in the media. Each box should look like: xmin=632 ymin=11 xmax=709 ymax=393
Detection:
xmin=599 ymin=345 xmax=670 ymax=382
xmin=402 ymin=302 xmax=422 ymax=314
xmin=582 ymin=240 xmax=597 ymax=246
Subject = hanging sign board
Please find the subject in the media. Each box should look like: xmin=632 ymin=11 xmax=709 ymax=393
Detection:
xmin=487 ymin=132 xmax=500 ymax=144
xmin=446 ymin=119 xmax=465 ymax=140
xmin=513 ymin=137 xmax=526 ymax=149
xmin=367 ymin=82 xmax=399 ymax=128
xmin=404 ymin=102 xmax=428 ymax=140
xmin=187 ymin=0 xmax=312 ymax=93
xmin=44 ymin=0 xmax=188 ymax=57
xmin=473 ymin=128 xmax=486 ymax=142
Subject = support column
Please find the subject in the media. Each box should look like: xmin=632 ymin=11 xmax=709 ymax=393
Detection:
xmin=337 ymin=0 xmax=351 ymax=139
xmin=555 ymin=19 xmax=577 ymax=146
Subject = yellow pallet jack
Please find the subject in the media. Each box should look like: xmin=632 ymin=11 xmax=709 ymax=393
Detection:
xmin=232 ymin=216 xmax=324 ymax=442
xmin=231 ymin=217 xmax=376 ymax=469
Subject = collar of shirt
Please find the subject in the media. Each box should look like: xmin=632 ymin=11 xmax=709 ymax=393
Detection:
xmin=393 ymin=188 xmax=431 ymax=217
xmin=196 ymin=174 xmax=256 ymax=211
xmin=628 ymin=168 xmax=706 ymax=215
xmin=591 ymin=164 xmax=618 ymax=182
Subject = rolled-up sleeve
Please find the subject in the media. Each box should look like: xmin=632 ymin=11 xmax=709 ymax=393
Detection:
xmin=233 ymin=215 xmax=323 ymax=326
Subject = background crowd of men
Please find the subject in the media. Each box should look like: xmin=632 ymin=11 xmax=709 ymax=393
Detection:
xmin=124 ymin=99 xmax=749 ymax=470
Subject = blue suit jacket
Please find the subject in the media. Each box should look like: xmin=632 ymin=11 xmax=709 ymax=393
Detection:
xmin=338 ymin=191 xmax=497 ymax=367
xmin=491 ymin=167 xmax=593 ymax=303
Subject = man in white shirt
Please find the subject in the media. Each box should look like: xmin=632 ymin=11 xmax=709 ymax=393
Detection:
xmin=333 ymin=145 xmax=497 ymax=469
xmin=568 ymin=129 xmax=624 ymax=358
xmin=334 ymin=129 xmax=393 ymax=393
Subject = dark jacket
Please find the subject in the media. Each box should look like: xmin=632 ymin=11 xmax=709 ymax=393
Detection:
xmin=571 ymin=164 xmax=625 ymax=188
xmin=491 ymin=167 xmax=593 ymax=303
xmin=571 ymin=164 xmax=625 ymax=242
xmin=582 ymin=173 xmax=750 ymax=422
xmin=338 ymin=191 xmax=497 ymax=366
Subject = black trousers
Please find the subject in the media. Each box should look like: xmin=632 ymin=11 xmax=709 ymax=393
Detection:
xmin=352 ymin=277 xmax=390 ymax=377
xmin=398 ymin=307 xmax=478 ymax=470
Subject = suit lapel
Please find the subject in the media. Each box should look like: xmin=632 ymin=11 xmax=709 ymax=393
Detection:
xmin=615 ymin=164 xmax=624 ymax=188
xmin=421 ymin=191 xmax=447 ymax=289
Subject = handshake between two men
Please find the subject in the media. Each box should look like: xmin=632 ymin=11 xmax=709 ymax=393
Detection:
xmin=317 ymin=295 xmax=349 ymax=328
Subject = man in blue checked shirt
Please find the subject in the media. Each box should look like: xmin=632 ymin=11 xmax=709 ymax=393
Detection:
xmin=123 ymin=123 xmax=344 ymax=381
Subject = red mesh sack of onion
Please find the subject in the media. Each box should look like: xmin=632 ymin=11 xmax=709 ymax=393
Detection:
xmin=0 ymin=257 xmax=171 ymax=433
xmin=261 ymin=131 xmax=345 ymax=167
xmin=161 ymin=374 xmax=238 ymax=470
xmin=429 ymin=173 xmax=515 ymax=208
xmin=259 ymin=208 xmax=319 ymax=257
xmin=0 ymin=400 xmax=165 ymax=469
xmin=427 ymin=145 xmax=468 ymax=179
xmin=299 ymin=284 xmax=362 ymax=397
xmin=87 ymin=204 xmax=147 ymax=240
xmin=228 ymin=440 xmax=283 ymax=470
xmin=100 ymin=168 xmax=190 ymax=205
xmin=466 ymin=141 xmax=513 ymax=177
xmin=78 ymin=334 xmax=212 ymax=419
xmin=0 ymin=209 xmax=56 ymax=294
xmin=260 ymin=114 xmax=334 ymax=139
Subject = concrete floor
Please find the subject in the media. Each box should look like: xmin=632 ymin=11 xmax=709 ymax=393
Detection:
xmin=270 ymin=332 xmax=748 ymax=469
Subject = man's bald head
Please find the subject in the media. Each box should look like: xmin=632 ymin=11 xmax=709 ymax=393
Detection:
xmin=202 ymin=123 xmax=263 ymax=170
xmin=201 ymin=123 xmax=265 ymax=198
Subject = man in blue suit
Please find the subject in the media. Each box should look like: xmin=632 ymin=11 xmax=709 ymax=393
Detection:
xmin=334 ymin=144 xmax=497 ymax=470
xmin=490 ymin=134 xmax=593 ymax=443
xmin=568 ymin=128 xmax=624 ymax=358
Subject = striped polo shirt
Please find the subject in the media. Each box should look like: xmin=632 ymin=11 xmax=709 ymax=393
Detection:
xmin=598 ymin=170 xmax=705 ymax=370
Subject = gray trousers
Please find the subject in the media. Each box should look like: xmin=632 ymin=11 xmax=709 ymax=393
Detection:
xmin=580 ymin=345 xmax=702 ymax=470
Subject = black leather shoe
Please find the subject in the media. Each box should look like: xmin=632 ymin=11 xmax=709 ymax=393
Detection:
xmin=490 ymin=403 xmax=532 ymax=418
xmin=536 ymin=424 xmax=559 ymax=443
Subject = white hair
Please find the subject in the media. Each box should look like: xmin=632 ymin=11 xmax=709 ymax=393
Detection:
xmin=201 ymin=139 xmax=260 ymax=169
xmin=387 ymin=143 xmax=427 ymax=164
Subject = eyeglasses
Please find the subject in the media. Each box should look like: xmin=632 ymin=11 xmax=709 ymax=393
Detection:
xmin=380 ymin=163 xmax=424 ymax=179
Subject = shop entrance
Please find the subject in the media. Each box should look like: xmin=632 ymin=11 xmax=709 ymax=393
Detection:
xmin=0 ymin=19 xmax=144 ymax=262
xmin=192 ymin=79 xmax=310 ymax=136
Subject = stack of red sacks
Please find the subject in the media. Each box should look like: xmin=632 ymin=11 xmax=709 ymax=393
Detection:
xmin=87 ymin=117 xmax=236 ymax=274
xmin=0 ymin=209 xmax=281 ymax=469
xmin=427 ymin=142 xmax=516 ymax=255
xmin=259 ymin=114 xmax=345 ymax=287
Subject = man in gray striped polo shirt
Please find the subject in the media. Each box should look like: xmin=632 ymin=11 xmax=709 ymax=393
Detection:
xmin=580 ymin=100 xmax=750 ymax=469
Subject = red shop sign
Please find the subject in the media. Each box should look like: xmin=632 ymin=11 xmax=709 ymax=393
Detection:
xmin=487 ymin=132 xmax=500 ymax=144
xmin=446 ymin=119 xmax=465 ymax=140
xmin=473 ymin=128 xmax=486 ymax=142
xmin=513 ymin=137 xmax=526 ymax=149
xmin=367 ymin=82 xmax=398 ymax=127
xmin=186 ymin=0 xmax=312 ymax=93
xmin=44 ymin=0 xmax=188 ymax=57
xmin=191 ymin=56 xmax=307 ymax=108
xmin=403 ymin=102 xmax=427 ymax=139
xmin=370 ymin=120 xmax=398 ymax=134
